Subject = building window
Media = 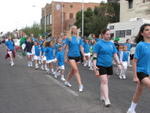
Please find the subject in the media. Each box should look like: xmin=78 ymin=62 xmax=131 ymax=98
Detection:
xmin=126 ymin=30 xmax=131 ymax=36
xmin=46 ymin=15 xmax=49 ymax=25
xmin=70 ymin=5 xmax=73 ymax=8
xmin=128 ymin=0 xmax=133 ymax=9
xmin=69 ymin=13 xmax=74 ymax=19
xmin=50 ymin=15 xmax=52 ymax=24
xmin=116 ymin=30 xmax=126 ymax=37
xmin=143 ymin=0 xmax=150 ymax=3
xmin=109 ymin=25 xmax=114 ymax=30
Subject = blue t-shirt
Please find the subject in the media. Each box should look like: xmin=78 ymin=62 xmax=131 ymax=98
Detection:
xmin=83 ymin=42 xmax=90 ymax=53
xmin=39 ymin=40 xmax=44 ymax=46
xmin=34 ymin=45 xmax=41 ymax=56
xmin=123 ymin=43 xmax=132 ymax=51
xmin=62 ymin=39 xmax=66 ymax=45
xmin=32 ymin=37 xmax=37 ymax=42
xmin=45 ymin=47 xmax=55 ymax=60
xmin=119 ymin=51 xmax=129 ymax=62
xmin=95 ymin=38 xmax=100 ymax=42
xmin=56 ymin=51 xmax=64 ymax=66
xmin=134 ymin=42 xmax=150 ymax=75
xmin=41 ymin=46 xmax=46 ymax=56
xmin=5 ymin=40 xmax=15 ymax=51
xmin=65 ymin=36 xmax=83 ymax=57
xmin=94 ymin=39 xmax=117 ymax=67
xmin=54 ymin=43 xmax=62 ymax=55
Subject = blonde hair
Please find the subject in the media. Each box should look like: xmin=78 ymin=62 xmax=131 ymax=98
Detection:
xmin=68 ymin=25 xmax=77 ymax=38
xmin=49 ymin=40 xmax=55 ymax=47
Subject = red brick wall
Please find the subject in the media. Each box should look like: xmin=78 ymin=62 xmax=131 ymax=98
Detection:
xmin=42 ymin=2 xmax=100 ymax=37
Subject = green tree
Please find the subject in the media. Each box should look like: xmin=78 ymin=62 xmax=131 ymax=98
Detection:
xmin=75 ymin=8 xmax=95 ymax=36
xmin=75 ymin=2 xmax=120 ymax=36
xmin=21 ymin=23 xmax=44 ymax=38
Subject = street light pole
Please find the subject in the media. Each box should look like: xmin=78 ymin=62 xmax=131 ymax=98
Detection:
xmin=61 ymin=0 xmax=64 ymax=34
xmin=82 ymin=0 xmax=84 ymax=37
xmin=44 ymin=8 xmax=47 ymax=33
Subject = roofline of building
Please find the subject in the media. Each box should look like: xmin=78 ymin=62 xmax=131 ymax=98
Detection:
xmin=51 ymin=1 xmax=101 ymax=4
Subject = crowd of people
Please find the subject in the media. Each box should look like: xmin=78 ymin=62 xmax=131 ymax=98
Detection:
xmin=2 ymin=24 xmax=150 ymax=113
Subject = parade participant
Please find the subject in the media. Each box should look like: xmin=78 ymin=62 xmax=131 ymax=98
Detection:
xmin=127 ymin=24 xmax=150 ymax=113
xmin=54 ymin=37 xmax=63 ymax=56
xmin=93 ymin=29 xmax=121 ymax=107
xmin=64 ymin=25 xmax=85 ymax=92
xmin=45 ymin=40 xmax=56 ymax=74
xmin=32 ymin=41 xmax=41 ymax=69
xmin=83 ymin=37 xmax=91 ymax=68
xmin=5 ymin=36 xmax=15 ymax=66
xmin=24 ymin=37 xmax=34 ymax=67
xmin=124 ymin=39 xmax=132 ymax=67
xmin=118 ymin=45 xmax=129 ymax=79
xmin=54 ymin=45 xmax=65 ymax=81
xmin=40 ymin=41 xmax=48 ymax=71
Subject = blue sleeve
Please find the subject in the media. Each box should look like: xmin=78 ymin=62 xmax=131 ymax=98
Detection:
xmin=134 ymin=44 xmax=141 ymax=60
xmin=80 ymin=39 xmax=84 ymax=46
xmin=45 ymin=48 xmax=48 ymax=53
xmin=113 ymin=43 xmax=118 ymax=54
xmin=93 ymin=43 xmax=99 ymax=54
xmin=56 ymin=52 xmax=60 ymax=60
xmin=65 ymin=38 xmax=69 ymax=45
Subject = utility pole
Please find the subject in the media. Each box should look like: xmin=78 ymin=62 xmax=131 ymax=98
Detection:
xmin=82 ymin=0 xmax=84 ymax=37
xmin=61 ymin=0 xmax=64 ymax=34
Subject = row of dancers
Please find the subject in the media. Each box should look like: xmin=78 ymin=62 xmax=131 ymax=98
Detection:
xmin=3 ymin=24 xmax=150 ymax=113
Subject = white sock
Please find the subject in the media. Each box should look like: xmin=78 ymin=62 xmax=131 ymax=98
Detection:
xmin=61 ymin=75 xmax=64 ymax=78
xmin=129 ymin=101 xmax=137 ymax=111
xmin=45 ymin=65 xmax=47 ymax=69
xmin=51 ymin=68 xmax=54 ymax=73
xmin=30 ymin=61 xmax=33 ymax=66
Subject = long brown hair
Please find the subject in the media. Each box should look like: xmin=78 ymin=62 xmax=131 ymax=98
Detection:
xmin=135 ymin=24 xmax=150 ymax=44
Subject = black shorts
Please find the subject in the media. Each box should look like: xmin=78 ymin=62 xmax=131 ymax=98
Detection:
xmin=137 ymin=72 xmax=149 ymax=81
xmin=68 ymin=56 xmax=81 ymax=62
xmin=96 ymin=65 xmax=113 ymax=76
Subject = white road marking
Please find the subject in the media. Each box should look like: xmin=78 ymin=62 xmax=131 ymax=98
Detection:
xmin=45 ymin=75 xmax=79 ymax=97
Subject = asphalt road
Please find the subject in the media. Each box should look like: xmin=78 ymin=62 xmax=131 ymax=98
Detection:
xmin=0 ymin=44 xmax=149 ymax=113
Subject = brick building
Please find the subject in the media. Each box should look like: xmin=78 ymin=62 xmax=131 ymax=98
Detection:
xmin=41 ymin=2 xmax=99 ymax=37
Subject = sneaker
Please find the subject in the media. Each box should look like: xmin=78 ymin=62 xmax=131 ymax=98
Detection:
xmin=30 ymin=62 xmax=33 ymax=67
xmin=54 ymin=74 xmax=58 ymax=78
xmin=45 ymin=67 xmax=49 ymax=71
xmin=79 ymin=84 xmax=84 ymax=92
xmin=123 ymin=75 xmax=126 ymax=79
xmin=35 ymin=65 xmax=39 ymax=69
xmin=119 ymin=75 xmax=123 ymax=79
xmin=64 ymin=81 xmax=72 ymax=87
xmin=61 ymin=75 xmax=65 ymax=81
xmin=104 ymin=99 xmax=111 ymax=107
xmin=83 ymin=63 xmax=87 ymax=67
xmin=52 ymin=71 xmax=56 ymax=75
xmin=27 ymin=63 xmax=30 ymax=67
xmin=89 ymin=67 xmax=93 ymax=70
xmin=47 ymin=70 xmax=50 ymax=74
xmin=127 ymin=108 xmax=136 ymax=113
xmin=41 ymin=65 xmax=44 ymax=70
xmin=11 ymin=62 xmax=14 ymax=66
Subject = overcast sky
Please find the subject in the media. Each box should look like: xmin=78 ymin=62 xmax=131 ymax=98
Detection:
xmin=0 ymin=0 xmax=107 ymax=34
